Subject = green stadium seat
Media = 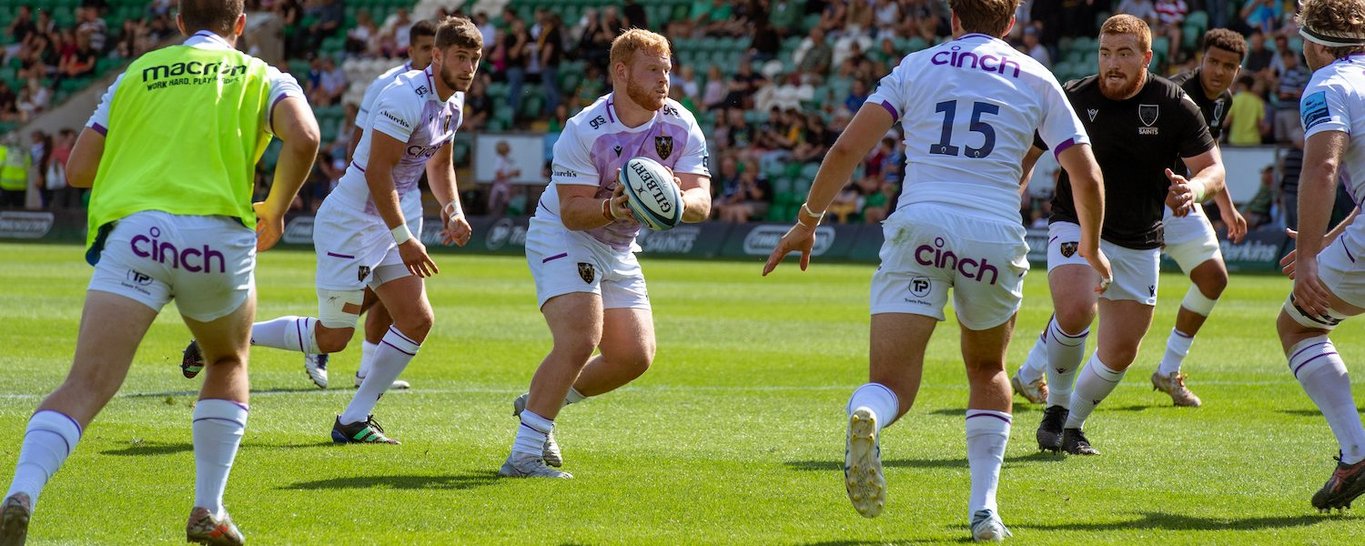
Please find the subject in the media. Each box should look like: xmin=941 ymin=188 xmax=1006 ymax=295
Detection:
xmin=1185 ymin=10 xmax=1208 ymax=33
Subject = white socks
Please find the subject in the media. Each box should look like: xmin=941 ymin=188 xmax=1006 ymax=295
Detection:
xmin=565 ymin=387 xmax=587 ymax=405
xmin=192 ymin=399 xmax=248 ymax=516
xmin=847 ymin=383 xmax=900 ymax=430
xmin=5 ymin=411 xmax=82 ymax=506
xmin=1046 ymin=319 xmax=1090 ymax=408
xmin=513 ymin=409 xmax=553 ymax=457
xmin=966 ymin=410 xmax=1011 ymax=519
xmin=341 ymin=327 xmax=420 ymax=425
xmin=250 ymin=316 xmax=321 ymax=354
xmin=1158 ymin=328 xmax=1194 ymax=376
xmin=1017 ymin=329 xmax=1048 ymax=385
xmin=1065 ymin=354 xmax=1125 ymax=430
xmin=357 ymin=340 xmax=378 ymax=379
xmin=1289 ymin=337 xmax=1365 ymax=464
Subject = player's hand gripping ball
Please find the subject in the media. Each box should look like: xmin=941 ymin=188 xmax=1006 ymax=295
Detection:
xmin=618 ymin=156 xmax=683 ymax=231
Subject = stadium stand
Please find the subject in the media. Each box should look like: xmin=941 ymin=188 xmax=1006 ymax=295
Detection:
xmin=0 ymin=0 xmax=1313 ymax=227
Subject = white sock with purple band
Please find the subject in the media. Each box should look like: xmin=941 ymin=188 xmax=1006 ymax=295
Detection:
xmin=249 ymin=316 xmax=321 ymax=354
xmin=341 ymin=327 xmax=420 ymax=425
xmin=192 ymin=399 xmax=248 ymax=517
xmin=513 ymin=410 xmax=554 ymax=457
xmin=1046 ymin=319 xmax=1090 ymax=408
xmin=1289 ymin=337 xmax=1365 ymax=464
xmin=1017 ymin=329 xmax=1048 ymax=385
xmin=966 ymin=410 xmax=1011 ymax=519
xmin=358 ymin=340 xmax=378 ymax=378
xmin=1065 ymin=354 xmax=1125 ymax=430
xmin=5 ymin=410 xmax=82 ymax=506
xmin=847 ymin=383 xmax=900 ymax=430
xmin=1158 ymin=328 xmax=1194 ymax=376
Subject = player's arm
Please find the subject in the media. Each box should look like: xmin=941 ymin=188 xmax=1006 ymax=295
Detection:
xmin=257 ymin=96 xmax=321 ymax=251
xmin=676 ymin=173 xmax=711 ymax=222
xmin=763 ymin=101 xmax=892 ymax=274
xmin=1019 ymin=144 xmax=1046 ymax=197
xmin=1056 ymin=143 xmax=1112 ymax=288
xmin=1212 ymin=182 xmax=1247 ymax=243
xmin=554 ymin=123 xmax=633 ymax=231
xmin=1294 ymin=130 xmax=1349 ymax=285
xmin=425 ymin=140 xmax=471 ymax=246
xmin=66 ymin=73 xmax=124 ymax=188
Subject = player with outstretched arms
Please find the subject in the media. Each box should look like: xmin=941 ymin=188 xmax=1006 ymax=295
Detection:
xmin=0 ymin=1 xmax=317 ymax=544
xmin=764 ymin=0 xmax=1109 ymax=540
xmin=1274 ymin=0 xmax=1365 ymax=512
xmin=500 ymin=28 xmax=711 ymax=479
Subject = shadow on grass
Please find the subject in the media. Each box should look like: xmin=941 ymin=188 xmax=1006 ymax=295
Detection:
xmin=281 ymin=471 xmax=500 ymax=491
xmin=925 ymin=404 xmax=1155 ymax=418
xmin=1279 ymin=408 xmax=1365 ymax=417
xmin=1013 ymin=511 xmax=1334 ymax=532
xmin=120 ymin=387 xmax=336 ymax=399
xmin=101 ymin=441 xmax=193 ymax=457
xmin=787 ymin=451 xmax=1061 ymax=472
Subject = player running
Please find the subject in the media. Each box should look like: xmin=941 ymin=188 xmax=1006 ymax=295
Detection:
xmin=0 ymin=1 xmax=316 ymax=544
xmin=499 ymin=28 xmax=712 ymax=479
xmin=1011 ymin=28 xmax=1250 ymax=408
xmin=1274 ymin=0 xmax=1365 ymax=512
xmin=764 ymin=0 xmax=1108 ymax=539
xmin=1021 ymin=15 xmax=1227 ymax=456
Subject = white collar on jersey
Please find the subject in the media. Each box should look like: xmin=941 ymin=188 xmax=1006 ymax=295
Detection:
xmin=184 ymin=30 xmax=233 ymax=49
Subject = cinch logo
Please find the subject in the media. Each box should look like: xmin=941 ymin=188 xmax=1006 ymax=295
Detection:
xmin=914 ymin=237 xmax=999 ymax=284
xmin=630 ymin=162 xmax=672 ymax=213
xmin=931 ymin=46 xmax=1022 ymax=78
xmin=142 ymin=61 xmax=246 ymax=82
xmin=130 ymin=226 xmax=226 ymax=273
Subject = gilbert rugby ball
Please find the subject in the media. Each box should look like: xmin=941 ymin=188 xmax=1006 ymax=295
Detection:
xmin=619 ymin=156 xmax=683 ymax=231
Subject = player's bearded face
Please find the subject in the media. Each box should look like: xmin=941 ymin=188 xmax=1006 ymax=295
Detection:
xmin=439 ymin=46 xmax=481 ymax=93
xmin=625 ymin=53 xmax=671 ymax=111
xmin=1097 ymin=34 xmax=1148 ymax=100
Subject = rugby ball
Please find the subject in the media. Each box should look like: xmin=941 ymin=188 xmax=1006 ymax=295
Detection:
xmin=619 ymin=157 xmax=683 ymax=231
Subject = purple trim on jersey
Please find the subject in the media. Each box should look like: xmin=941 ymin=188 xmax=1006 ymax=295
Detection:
xmin=424 ymin=67 xmax=435 ymax=92
xmin=1053 ymin=137 xmax=1077 ymax=159
xmin=1293 ymin=351 xmax=1338 ymax=378
xmin=542 ymin=252 xmax=568 ymax=263
xmin=267 ymin=93 xmax=289 ymax=134
xmin=351 ymin=161 xmax=366 ymax=173
xmin=91 ymin=123 xmax=107 ymax=136
xmin=1048 ymin=235 xmax=1057 ymax=244
xmin=957 ymin=33 xmax=995 ymax=41
xmin=879 ymin=100 xmax=899 ymax=120
xmin=965 ymin=412 xmax=1012 ymax=424
xmin=326 ymin=251 xmax=355 ymax=259
xmin=605 ymin=100 xmax=616 ymax=123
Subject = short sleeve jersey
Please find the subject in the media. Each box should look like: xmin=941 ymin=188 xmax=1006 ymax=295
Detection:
xmin=865 ymin=32 xmax=1089 ymax=224
xmin=537 ymin=95 xmax=709 ymax=250
xmin=355 ymin=61 xmax=412 ymax=131
xmin=1301 ymin=54 xmax=1365 ymax=249
xmin=328 ymin=66 xmax=464 ymax=219
xmin=1048 ymin=75 xmax=1216 ymax=249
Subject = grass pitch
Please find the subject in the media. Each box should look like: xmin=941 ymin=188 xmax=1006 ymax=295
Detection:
xmin=0 ymin=242 xmax=1361 ymax=544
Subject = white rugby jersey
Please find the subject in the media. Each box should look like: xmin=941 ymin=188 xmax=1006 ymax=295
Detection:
xmin=1300 ymin=54 xmax=1365 ymax=250
xmin=329 ymin=66 xmax=463 ymax=219
xmin=538 ymin=94 xmax=709 ymax=250
xmin=867 ymin=32 xmax=1088 ymax=224
xmin=355 ymin=61 xmax=412 ymax=130
xmin=87 ymin=31 xmax=302 ymax=136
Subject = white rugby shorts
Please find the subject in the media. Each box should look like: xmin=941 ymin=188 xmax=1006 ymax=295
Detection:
xmin=870 ymin=204 xmax=1029 ymax=330
xmin=87 ymin=211 xmax=255 ymax=322
xmin=312 ymin=197 xmax=421 ymax=292
xmin=1047 ymin=221 xmax=1160 ymax=305
xmin=1162 ymin=204 xmax=1222 ymax=273
xmin=525 ymin=216 xmax=649 ymax=310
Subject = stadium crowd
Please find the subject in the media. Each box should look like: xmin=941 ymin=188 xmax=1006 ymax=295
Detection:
xmin=0 ymin=0 xmax=1315 ymax=229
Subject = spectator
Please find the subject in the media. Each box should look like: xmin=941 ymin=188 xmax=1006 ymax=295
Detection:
xmin=474 ymin=11 xmax=496 ymax=56
xmin=76 ymin=7 xmax=107 ymax=52
xmin=702 ymin=64 xmax=727 ymax=111
xmin=1243 ymin=31 xmax=1274 ymax=76
xmin=0 ymin=135 xmax=30 ymax=208
xmin=309 ymin=56 xmax=346 ymax=106
xmin=843 ymin=78 xmax=869 ymax=115
xmin=6 ymin=5 xmax=36 ymax=58
xmin=1240 ymin=0 xmax=1282 ymax=34
xmin=538 ymin=12 xmax=564 ymax=117
xmin=1273 ymin=49 xmax=1309 ymax=143
xmin=503 ymin=18 xmax=531 ymax=121
xmin=675 ymin=65 xmax=701 ymax=103
xmin=278 ymin=0 xmax=304 ymax=57
xmin=794 ymin=26 xmax=833 ymax=78
xmin=463 ymin=73 xmax=492 ymax=131
xmin=0 ymin=81 xmax=17 ymax=123
xmin=770 ymin=0 xmax=802 ymax=36
xmin=1116 ymin=0 xmax=1159 ymax=26
xmin=725 ymin=107 xmax=756 ymax=149
xmin=575 ymin=8 xmax=614 ymax=69
xmin=1279 ymin=128 xmax=1304 ymax=230
xmin=693 ymin=0 xmax=734 ymax=37
xmin=57 ymin=32 xmax=97 ymax=83
xmin=1153 ymin=0 xmax=1186 ymax=63
xmin=381 ymin=8 xmax=413 ymax=52
xmin=1021 ymin=26 xmax=1050 ymax=68
xmin=751 ymin=16 xmax=782 ymax=63
xmin=305 ymin=0 xmax=344 ymax=55
xmin=722 ymin=58 xmax=766 ymax=109
xmin=623 ymin=0 xmax=648 ymax=30
xmin=716 ymin=159 xmax=771 ymax=222
xmin=1244 ymin=165 xmax=1275 ymax=229
xmin=345 ymin=10 xmax=379 ymax=56
xmin=487 ymin=140 xmax=521 ymax=218
xmin=48 ymin=129 xmax=76 ymax=208
xmin=710 ymin=155 xmax=742 ymax=215
xmin=574 ymin=64 xmax=605 ymax=109
xmin=1227 ymin=76 xmax=1267 ymax=146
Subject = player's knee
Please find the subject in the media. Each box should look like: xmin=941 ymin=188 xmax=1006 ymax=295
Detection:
xmin=315 ymin=327 xmax=353 ymax=354
xmin=1053 ymin=304 xmax=1094 ymax=334
xmin=393 ymin=311 xmax=434 ymax=343
xmin=552 ymin=336 xmax=599 ymax=364
xmin=1197 ymin=272 xmax=1228 ymax=299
